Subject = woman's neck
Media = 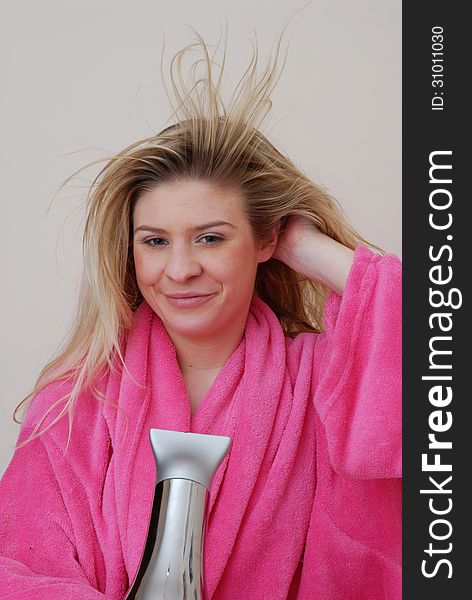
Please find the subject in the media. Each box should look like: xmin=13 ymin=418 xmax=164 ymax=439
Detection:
xmin=167 ymin=324 xmax=245 ymax=376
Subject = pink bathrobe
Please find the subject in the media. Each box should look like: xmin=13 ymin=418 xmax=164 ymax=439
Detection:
xmin=0 ymin=246 xmax=402 ymax=599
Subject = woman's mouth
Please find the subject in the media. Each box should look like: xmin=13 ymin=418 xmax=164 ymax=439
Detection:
xmin=164 ymin=293 xmax=215 ymax=308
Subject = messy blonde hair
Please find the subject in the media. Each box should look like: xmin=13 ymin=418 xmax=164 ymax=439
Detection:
xmin=14 ymin=24 xmax=381 ymax=446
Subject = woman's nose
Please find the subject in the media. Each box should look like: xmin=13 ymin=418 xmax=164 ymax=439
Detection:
xmin=164 ymin=245 xmax=202 ymax=282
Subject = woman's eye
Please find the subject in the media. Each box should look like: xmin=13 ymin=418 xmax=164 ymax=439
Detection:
xmin=199 ymin=235 xmax=222 ymax=244
xmin=145 ymin=237 xmax=167 ymax=247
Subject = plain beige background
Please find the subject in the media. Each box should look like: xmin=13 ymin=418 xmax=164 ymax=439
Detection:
xmin=0 ymin=0 xmax=401 ymax=476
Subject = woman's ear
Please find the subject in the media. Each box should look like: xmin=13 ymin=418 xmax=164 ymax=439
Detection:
xmin=257 ymin=221 xmax=281 ymax=263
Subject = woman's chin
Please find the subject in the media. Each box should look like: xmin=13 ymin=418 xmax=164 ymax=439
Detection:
xmin=149 ymin=296 xmax=248 ymax=342
xmin=159 ymin=311 xmax=221 ymax=339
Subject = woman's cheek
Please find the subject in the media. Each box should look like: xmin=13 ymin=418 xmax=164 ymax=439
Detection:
xmin=134 ymin=254 xmax=159 ymax=286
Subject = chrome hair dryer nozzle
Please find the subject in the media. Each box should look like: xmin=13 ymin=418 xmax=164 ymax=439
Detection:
xmin=125 ymin=429 xmax=231 ymax=600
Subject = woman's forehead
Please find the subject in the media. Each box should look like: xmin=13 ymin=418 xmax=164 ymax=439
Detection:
xmin=133 ymin=180 xmax=246 ymax=225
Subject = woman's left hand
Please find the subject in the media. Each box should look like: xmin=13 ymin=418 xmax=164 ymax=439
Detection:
xmin=272 ymin=215 xmax=355 ymax=295
xmin=272 ymin=215 xmax=323 ymax=271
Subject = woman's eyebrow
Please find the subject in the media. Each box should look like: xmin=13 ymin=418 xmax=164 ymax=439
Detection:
xmin=134 ymin=221 xmax=237 ymax=234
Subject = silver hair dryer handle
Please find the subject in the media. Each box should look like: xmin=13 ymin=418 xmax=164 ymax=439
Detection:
xmin=125 ymin=429 xmax=231 ymax=600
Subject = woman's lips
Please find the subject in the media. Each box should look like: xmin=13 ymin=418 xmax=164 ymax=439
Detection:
xmin=164 ymin=293 xmax=214 ymax=308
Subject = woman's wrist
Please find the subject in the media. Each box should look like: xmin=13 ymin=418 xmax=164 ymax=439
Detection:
xmin=279 ymin=230 xmax=355 ymax=295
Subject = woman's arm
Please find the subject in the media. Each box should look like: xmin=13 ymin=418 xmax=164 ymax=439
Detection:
xmin=313 ymin=245 xmax=402 ymax=478
xmin=0 ymin=429 xmax=109 ymax=599
xmin=272 ymin=215 xmax=355 ymax=295
xmin=276 ymin=220 xmax=402 ymax=596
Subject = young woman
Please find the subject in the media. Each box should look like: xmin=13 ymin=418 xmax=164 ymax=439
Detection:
xmin=0 ymin=31 xmax=401 ymax=599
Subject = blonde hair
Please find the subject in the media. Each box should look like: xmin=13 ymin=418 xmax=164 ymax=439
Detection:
xmin=14 ymin=24 xmax=382 ymax=447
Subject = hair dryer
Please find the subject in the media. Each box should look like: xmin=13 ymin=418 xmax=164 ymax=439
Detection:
xmin=125 ymin=428 xmax=231 ymax=599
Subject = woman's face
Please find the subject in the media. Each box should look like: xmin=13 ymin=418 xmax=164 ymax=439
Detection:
xmin=133 ymin=179 xmax=276 ymax=342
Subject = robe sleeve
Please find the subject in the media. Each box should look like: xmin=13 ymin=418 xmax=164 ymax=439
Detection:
xmin=313 ymin=244 xmax=402 ymax=479
xmin=0 ymin=422 xmax=108 ymax=598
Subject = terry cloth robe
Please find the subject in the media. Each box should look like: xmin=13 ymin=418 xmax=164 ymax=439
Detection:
xmin=0 ymin=245 xmax=402 ymax=599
